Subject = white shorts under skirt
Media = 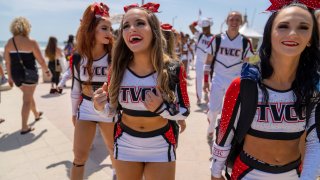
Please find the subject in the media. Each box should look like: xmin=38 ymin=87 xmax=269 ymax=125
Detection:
xmin=114 ymin=121 xmax=177 ymax=162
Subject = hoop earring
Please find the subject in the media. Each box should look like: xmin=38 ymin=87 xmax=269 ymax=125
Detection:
xmin=307 ymin=42 xmax=311 ymax=47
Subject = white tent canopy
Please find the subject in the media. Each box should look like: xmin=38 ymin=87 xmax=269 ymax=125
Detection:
xmin=239 ymin=23 xmax=262 ymax=38
xmin=110 ymin=14 xmax=124 ymax=24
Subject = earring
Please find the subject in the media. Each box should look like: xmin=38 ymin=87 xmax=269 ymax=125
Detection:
xmin=307 ymin=42 xmax=311 ymax=47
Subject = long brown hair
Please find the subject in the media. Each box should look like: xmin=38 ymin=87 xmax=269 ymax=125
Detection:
xmin=162 ymin=30 xmax=177 ymax=60
xmin=76 ymin=4 xmax=113 ymax=82
xmin=108 ymin=8 xmax=175 ymax=109
xmin=45 ymin=36 xmax=57 ymax=60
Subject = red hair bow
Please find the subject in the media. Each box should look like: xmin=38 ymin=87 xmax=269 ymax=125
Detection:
xmin=161 ymin=23 xmax=173 ymax=31
xmin=124 ymin=2 xmax=160 ymax=13
xmin=266 ymin=0 xmax=320 ymax=11
xmin=141 ymin=2 xmax=160 ymax=13
xmin=123 ymin=3 xmax=139 ymax=13
xmin=92 ymin=2 xmax=110 ymax=17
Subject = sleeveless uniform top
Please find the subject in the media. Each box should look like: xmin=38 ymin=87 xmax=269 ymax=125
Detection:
xmin=71 ymin=53 xmax=114 ymax=122
xmin=97 ymin=63 xmax=190 ymax=121
xmin=206 ymin=33 xmax=252 ymax=78
xmin=247 ymin=85 xmax=305 ymax=140
xmin=194 ymin=31 xmax=213 ymax=63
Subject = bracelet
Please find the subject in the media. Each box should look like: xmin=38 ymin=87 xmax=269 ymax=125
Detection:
xmin=204 ymin=64 xmax=211 ymax=72
xmin=204 ymin=74 xmax=209 ymax=83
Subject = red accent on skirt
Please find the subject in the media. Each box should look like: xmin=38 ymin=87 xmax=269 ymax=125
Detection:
xmin=179 ymin=65 xmax=190 ymax=107
xmin=114 ymin=123 xmax=122 ymax=139
xmin=231 ymin=155 xmax=250 ymax=180
xmin=164 ymin=125 xmax=176 ymax=145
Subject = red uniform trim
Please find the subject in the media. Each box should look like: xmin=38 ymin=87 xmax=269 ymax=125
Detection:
xmin=164 ymin=125 xmax=176 ymax=145
xmin=231 ymin=156 xmax=250 ymax=180
xmin=217 ymin=77 xmax=241 ymax=144
xmin=179 ymin=65 xmax=190 ymax=107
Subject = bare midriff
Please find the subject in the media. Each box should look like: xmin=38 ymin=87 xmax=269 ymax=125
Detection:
xmin=121 ymin=113 xmax=168 ymax=132
xmin=243 ymin=134 xmax=301 ymax=165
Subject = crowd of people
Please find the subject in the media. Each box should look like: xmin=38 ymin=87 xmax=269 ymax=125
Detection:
xmin=0 ymin=1 xmax=319 ymax=180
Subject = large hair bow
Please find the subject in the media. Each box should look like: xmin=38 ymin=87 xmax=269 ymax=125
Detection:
xmin=92 ymin=2 xmax=110 ymax=17
xmin=124 ymin=2 xmax=160 ymax=13
xmin=161 ymin=23 xmax=173 ymax=31
xmin=266 ymin=0 xmax=320 ymax=11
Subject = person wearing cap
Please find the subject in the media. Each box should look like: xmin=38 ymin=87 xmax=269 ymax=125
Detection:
xmin=189 ymin=17 xmax=214 ymax=105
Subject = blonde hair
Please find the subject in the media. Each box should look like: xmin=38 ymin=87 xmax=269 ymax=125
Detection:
xmin=10 ymin=17 xmax=31 ymax=37
xmin=108 ymin=8 xmax=175 ymax=109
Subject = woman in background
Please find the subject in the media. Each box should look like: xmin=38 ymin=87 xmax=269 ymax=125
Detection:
xmin=4 ymin=17 xmax=50 ymax=134
xmin=45 ymin=36 xmax=63 ymax=93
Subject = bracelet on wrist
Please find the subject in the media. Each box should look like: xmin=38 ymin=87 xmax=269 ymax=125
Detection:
xmin=204 ymin=74 xmax=209 ymax=83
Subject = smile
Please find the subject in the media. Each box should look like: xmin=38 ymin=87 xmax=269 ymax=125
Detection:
xmin=129 ymin=35 xmax=143 ymax=44
xmin=281 ymin=41 xmax=299 ymax=47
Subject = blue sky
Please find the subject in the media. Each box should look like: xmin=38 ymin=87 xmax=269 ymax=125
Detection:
xmin=0 ymin=0 xmax=271 ymax=42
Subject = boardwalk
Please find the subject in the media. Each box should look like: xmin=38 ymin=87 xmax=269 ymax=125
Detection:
xmin=0 ymin=69 xmax=212 ymax=180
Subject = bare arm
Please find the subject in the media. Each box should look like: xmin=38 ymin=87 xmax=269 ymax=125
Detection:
xmin=32 ymin=40 xmax=49 ymax=73
xmin=189 ymin=21 xmax=198 ymax=35
xmin=203 ymin=54 xmax=214 ymax=93
xmin=4 ymin=42 xmax=14 ymax=87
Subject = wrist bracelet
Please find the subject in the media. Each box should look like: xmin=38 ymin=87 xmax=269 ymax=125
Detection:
xmin=204 ymin=74 xmax=209 ymax=83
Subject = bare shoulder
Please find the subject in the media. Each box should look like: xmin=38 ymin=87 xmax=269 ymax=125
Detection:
xmin=29 ymin=39 xmax=39 ymax=47
xmin=56 ymin=47 xmax=62 ymax=53
xmin=4 ymin=38 xmax=13 ymax=50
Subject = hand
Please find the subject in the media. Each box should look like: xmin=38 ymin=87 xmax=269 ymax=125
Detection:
xmin=143 ymin=87 xmax=164 ymax=112
xmin=211 ymin=176 xmax=225 ymax=180
xmin=72 ymin=115 xmax=76 ymax=126
xmin=192 ymin=21 xmax=198 ymax=26
xmin=93 ymin=85 xmax=108 ymax=111
xmin=203 ymin=82 xmax=210 ymax=93
xmin=178 ymin=120 xmax=186 ymax=133
xmin=45 ymin=70 xmax=52 ymax=78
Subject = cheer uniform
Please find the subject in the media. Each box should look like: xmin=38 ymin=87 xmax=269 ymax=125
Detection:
xmin=206 ymin=33 xmax=253 ymax=134
xmin=71 ymin=53 xmax=114 ymax=122
xmin=194 ymin=31 xmax=213 ymax=102
xmin=210 ymin=78 xmax=320 ymax=179
xmin=96 ymin=63 xmax=190 ymax=162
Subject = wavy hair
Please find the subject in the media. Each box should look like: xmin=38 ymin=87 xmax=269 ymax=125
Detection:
xmin=10 ymin=17 xmax=31 ymax=37
xmin=45 ymin=36 xmax=58 ymax=60
xmin=108 ymin=8 xmax=175 ymax=109
xmin=162 ymin=30 xmax=177 ymax=60
xmin=76 ymin=4 xmax=113 ymax=82
xmin=259 ymin=3 xmax=320 ymax=118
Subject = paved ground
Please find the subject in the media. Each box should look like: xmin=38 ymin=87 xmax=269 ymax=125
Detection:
xmin=0 ymin=69 xmax=212 ymax=180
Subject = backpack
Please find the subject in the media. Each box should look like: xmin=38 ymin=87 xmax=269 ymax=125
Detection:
xmin=208 ymin=34 xmax=252 ymax=79
xmin=221 ymin=78 xmax=258 ymax=180
xmin=194 ymin=33 xmax=204 ymax=52
xmin=71 ymin=53 xmax=81 ymax=89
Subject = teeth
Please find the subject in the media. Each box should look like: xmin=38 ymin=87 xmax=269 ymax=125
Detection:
xmin=130 ymin=36 xmax=142 ymax=42
xmin=282 ymin=41 xmax=298 ymax=46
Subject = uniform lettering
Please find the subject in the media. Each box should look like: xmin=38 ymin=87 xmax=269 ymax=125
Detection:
xmin=257 ymin=103 xmax=300 ymax=123
xmin=219 ymin=47 xmax=241 ymax=57
xmin=120 ymin=86 xmax=157 ymax=103
xmin=82 ymin=66 xmax=107 ymax=76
